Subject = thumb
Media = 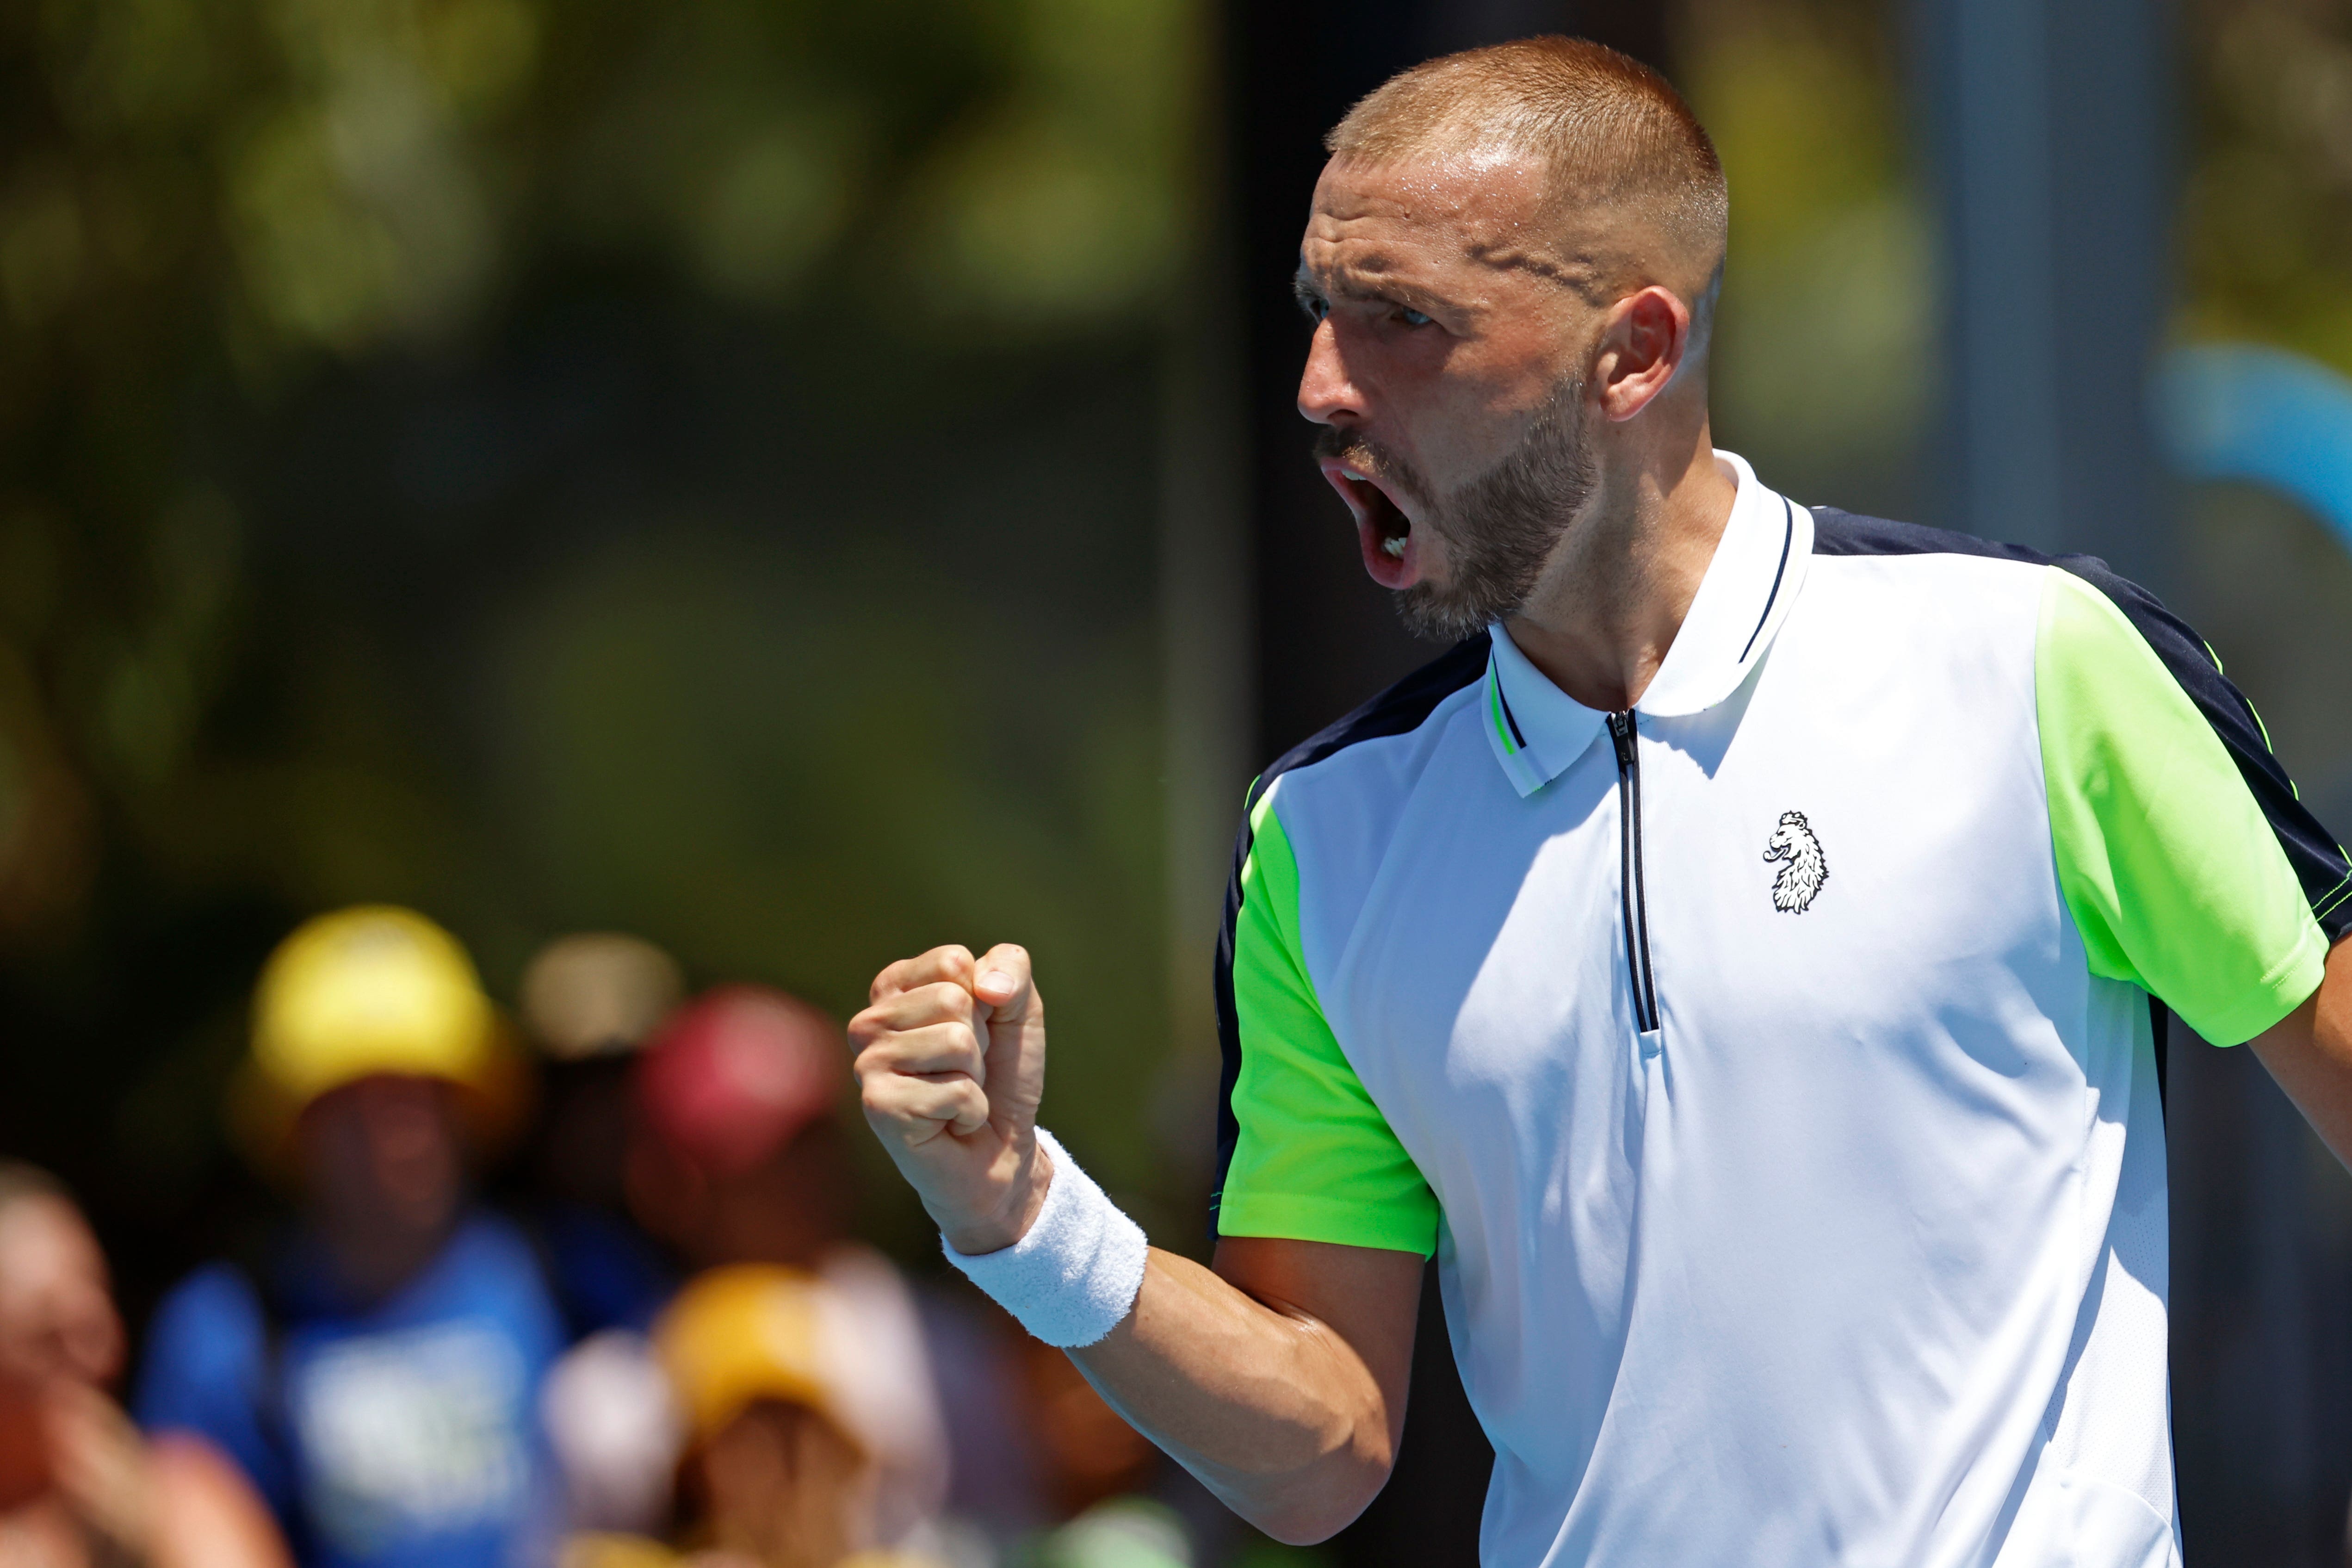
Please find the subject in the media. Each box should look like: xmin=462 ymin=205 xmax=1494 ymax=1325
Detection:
xmin=972 ymin=944 xmax=1038 ymax=1025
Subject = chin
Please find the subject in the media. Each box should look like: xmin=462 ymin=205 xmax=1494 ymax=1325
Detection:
xmin=1393 ymin=583 xmax=1493 ymax=643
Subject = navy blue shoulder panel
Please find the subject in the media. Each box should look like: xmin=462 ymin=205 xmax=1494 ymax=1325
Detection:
xmin=1814 ymin=508 xmax=2352 ymax=944
xmin=1208 ymin=632 xmax=1492 ymax=1231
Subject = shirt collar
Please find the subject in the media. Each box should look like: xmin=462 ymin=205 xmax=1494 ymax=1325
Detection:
xmin=1481 ymin=450 xmax=1812 ymax=798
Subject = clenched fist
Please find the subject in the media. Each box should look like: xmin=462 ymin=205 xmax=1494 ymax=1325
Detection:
xmin=849 ymin=944 xmax=1052 ymax=1255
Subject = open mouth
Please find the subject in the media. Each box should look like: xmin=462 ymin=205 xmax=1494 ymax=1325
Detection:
xmin=1318 ymin=458 xmax=1419 ymax=589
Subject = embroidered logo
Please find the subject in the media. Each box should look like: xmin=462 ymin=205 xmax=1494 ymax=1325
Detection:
xmin=1763 ymin=810 xmax=1828 ymax=913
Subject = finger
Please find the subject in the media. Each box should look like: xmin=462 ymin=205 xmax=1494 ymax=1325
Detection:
xmin=870 ymin=945 xmax=975 ymax=1004
xmin=972 ymin=944 xmax=1036 ymax=1020
xmin=863 ymin=1072 xmax=990 ymax=1139
xmin=856 ymin=979 xmax=981 ymax=1034
xmin=854 ymin=1021 xmax=986 ymax=1082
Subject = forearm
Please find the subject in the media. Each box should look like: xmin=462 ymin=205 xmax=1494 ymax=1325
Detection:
xmin=2252 ymin=936 xmax=2352 ymax=1166
xmin=1067 ymin=1247 xmax=1403 ymax=1543
xmin=848 ymin=946 xmax=1420 ymax=1539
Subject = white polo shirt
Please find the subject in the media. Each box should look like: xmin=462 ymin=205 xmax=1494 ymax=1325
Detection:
xmin=1210 ymin=452 xmax=2350 ymax=1567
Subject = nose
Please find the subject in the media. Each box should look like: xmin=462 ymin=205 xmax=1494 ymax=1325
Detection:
xmin=1296 ymin=317 xmax=1366 ymax=428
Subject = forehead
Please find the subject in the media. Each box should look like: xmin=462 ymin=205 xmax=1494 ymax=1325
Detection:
xmin=1301 ymin=152 xmax=1560 ymax=282
xmin=0 ymin=1196 xmax=99 ymax=1285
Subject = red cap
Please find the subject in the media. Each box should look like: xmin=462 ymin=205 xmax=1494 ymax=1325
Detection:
xmin=634 ymin=986 xmax=847 ymax=1175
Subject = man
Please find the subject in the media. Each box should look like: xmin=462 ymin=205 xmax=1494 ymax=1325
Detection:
xmin=849 ymin=37 xmax=2352 ymax=1566
xmin=137 ymin=907 xmax=568 ymax=1568
xmin=512 ymin=931 xmax=685 ymax=1340
xmin=0 ymin=1162 xmax=291 ymax=1568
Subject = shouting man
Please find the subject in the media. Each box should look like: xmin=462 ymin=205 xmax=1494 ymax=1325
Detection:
xmin=850 ymin=37 xmax=2352 ymax=1566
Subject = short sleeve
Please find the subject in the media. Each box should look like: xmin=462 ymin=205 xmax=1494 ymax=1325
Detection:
xmin=134 ymin=1264 xmax=295 ymax=1522
xmin=1211 ymin=783 xmax=1439 ymax=1256
xmin=2036 ymin=566 xmax=2342 ymax=1044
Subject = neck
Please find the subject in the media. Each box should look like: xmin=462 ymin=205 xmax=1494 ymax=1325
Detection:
xmin=1502 ymin=421 xmax=1735 ymax=712
xmin=318 ymin=1210 xmax=454 ymax=1305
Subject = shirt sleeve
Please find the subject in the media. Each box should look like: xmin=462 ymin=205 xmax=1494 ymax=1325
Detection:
xmin=1210 ymin=781 xmax=1440 ymax=1256
xmin=133 ymin=1264 xmax=296 ymax=1524
xmin=2036 ymin=564 xmax=2347 ymax=1045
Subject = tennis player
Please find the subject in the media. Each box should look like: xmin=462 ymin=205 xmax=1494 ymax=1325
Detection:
xmin=851 ymin=37 xmax=2352 ymax=1565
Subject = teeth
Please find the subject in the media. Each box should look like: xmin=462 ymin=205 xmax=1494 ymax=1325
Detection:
xmin=1380 ymin=534 xmax=1407 ymax=558
xmin=1343 ymin=469 xmax=1371 ymax=483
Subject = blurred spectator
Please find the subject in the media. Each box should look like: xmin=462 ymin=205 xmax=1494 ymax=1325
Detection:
xmin=618 ymin=989 xmax=950 ymax=1548
xmin=0 ymin=1161 xmax=291 ymax=1568
xmin=133 ymin=907 xmax=568 ymax=1568
xmin=998 ymin=1338 xmax=1225 ymax=1568
xmin=626 ymin=987 xmax=857 ymax=1271
xmin=565 ymin=1264 xmax=942 ymax=1568
xmin=1011 ymin=1342 xmax=1158 ymax=1525
xmin=541 ymin=1323 xmax=686 ymax=1540
xmin=515 ymin=934 xmax=687 ymax=1338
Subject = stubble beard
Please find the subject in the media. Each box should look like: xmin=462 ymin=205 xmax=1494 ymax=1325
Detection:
xmin=1320 ymin=375 xmax=1598 ymax=643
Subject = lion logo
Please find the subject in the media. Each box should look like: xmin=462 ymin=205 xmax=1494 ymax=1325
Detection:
xmin=1762 ymin=810 xmax=1828 ymax=914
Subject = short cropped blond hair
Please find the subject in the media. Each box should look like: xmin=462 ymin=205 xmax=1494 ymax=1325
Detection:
xmin=1328 ymin=37 xmax=1728 ymax=303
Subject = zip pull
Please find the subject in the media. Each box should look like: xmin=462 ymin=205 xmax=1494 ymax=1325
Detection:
xmin=1607 ymin=709 xmax=1637 ymax=768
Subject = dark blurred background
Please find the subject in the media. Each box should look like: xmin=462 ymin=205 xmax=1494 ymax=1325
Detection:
xmin=5 ymin=0 xmax=2352 ymax=1561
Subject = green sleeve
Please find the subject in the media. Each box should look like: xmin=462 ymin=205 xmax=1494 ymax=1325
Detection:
xmin=1217 ymin=785 xmax=1440 ymax=1256
xmin=2037 ymin=567 xmax=2329 ymax=1044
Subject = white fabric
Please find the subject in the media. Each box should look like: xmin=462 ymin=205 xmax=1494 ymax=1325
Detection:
xmin=813 ymin=1244 xmax=953 ymax=1544
xmin=539 ymin=1330 xmax=682 ymax=1535
xmin=942 ymin=1128 xmax=1147 ymax=1348
xmin=1257 ymin=453 xmax=2180 ymax=1566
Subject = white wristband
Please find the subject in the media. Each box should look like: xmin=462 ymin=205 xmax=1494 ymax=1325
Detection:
xmin=941 ymin=1128 xmax=1147 ymax=1348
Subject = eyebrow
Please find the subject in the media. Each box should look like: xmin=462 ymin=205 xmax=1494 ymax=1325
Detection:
xmin=1293 ymin=260 xmax=1445 ymax=312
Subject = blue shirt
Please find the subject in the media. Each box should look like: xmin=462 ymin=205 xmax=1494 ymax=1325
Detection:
xmin=136 ymin=1212 xmax=567 ymax=1568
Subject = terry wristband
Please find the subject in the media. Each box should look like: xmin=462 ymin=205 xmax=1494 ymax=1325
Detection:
xmin=941 ymin=1128 xmax=1148 ymax=1348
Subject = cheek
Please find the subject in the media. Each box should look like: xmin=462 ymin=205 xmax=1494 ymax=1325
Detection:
xmin=62 ymin=1293 xmax=123 ymax=1383
xmin=1411 ymin=391 xmax=1532 ymax=490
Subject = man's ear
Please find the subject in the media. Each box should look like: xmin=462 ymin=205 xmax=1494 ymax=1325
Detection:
xmin=1594 ymin=285 xmax=1692 ymax=423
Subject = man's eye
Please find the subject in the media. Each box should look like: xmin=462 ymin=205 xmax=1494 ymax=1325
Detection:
xmin=1398 ymin=307 xmax=1432 ymax=327
xmin=1298 ymin=292 xmax=1331 ymax=324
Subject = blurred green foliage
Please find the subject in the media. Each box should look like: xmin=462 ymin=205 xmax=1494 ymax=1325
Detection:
xmin=2179 ymin=0 xmax=2352 ymax=373
xmin=0 ymin=0 xmax=1206 ymax=1284
xmin=2172 ymin=0 xmax=2352 ymax=834
xmin=1677 ymin=0 xmax=1935 ymax=519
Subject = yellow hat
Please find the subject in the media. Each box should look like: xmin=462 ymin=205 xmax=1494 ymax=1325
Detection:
xmin=247 ymin=905 xmax=506 ymax=1107
xmin=654 ymin=1265 xmax=852 ymax=1448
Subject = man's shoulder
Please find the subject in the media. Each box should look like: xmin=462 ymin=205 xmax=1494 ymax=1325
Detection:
xmin=1253 ymin=632 xmax=1492 ymax=811
xmin=1807 ymin=505 xmax=2050 ymax=565
xmin=1805 ymin=504 xmax=2186 ymax=649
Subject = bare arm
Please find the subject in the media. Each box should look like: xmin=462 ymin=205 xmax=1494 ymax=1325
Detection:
xmin=42 ymin=1386 xmax=294 ymax=1568
xmin=2250 ymin=936 xmax=2352 ymax=1164
xmin=1069 ymin=1237 xmax=1423 ymax=1541
xmin=850 ymin=945 xmax=1425 ymax=1542
xmin=146 ymin=1432 xmax=297 ymax=1568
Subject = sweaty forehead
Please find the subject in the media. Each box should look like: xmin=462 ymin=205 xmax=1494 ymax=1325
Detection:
xmin=1303 ymin=153 xmax=1614 ymax=297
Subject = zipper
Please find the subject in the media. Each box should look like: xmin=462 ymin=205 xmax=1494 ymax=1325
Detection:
xmin=1606 ymin=710 xmax=1661 ymax=1036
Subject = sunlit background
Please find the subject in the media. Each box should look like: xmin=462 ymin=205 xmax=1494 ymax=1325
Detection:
xmin=5 ymin=0 xmax=2352 ymax=1560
